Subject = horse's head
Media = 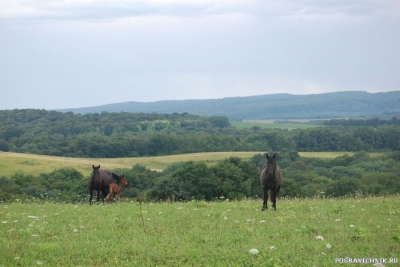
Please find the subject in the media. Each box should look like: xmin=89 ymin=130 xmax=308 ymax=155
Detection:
xmin=91 ymin=165 xmax=101 ymax=184
xmin=120 ymin=174 xmax=130 ymax=189
xmin=266 ymin=153 xmax=277 ymax=178
xmin=92 ymin=165 xmax=100 ymax=173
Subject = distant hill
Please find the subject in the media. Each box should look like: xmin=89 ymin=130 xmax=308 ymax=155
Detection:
xmin=58 ymin=91 xmax=400 ymax=120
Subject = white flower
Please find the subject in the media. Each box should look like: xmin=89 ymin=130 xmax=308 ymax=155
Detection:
xmin=223 ymin=216 xmax=228 ymax=220
xmin=73 ymin=229 xmax=78 ymax=233
xmin=316 ymin=236 xmax=324 ymax=241
xmin=2 ymin=221 xmax=7 ymax=224
xmin=269 ymin=246 xmax=275 ymax=250
xmin=31 ymin=234 xmax=39 ymax=237
xmin=259 ymin=220 xmax=266 ymax=223
xmin=249 ymin=248 xmax=259 ymax=255
xmin=326 ymin=243 xmax=332 ymax=249
xmin=334 ymin=219 xmax=340 ymax=222
xmin=350 ymin=224 xmax=355 ymax=227
xmin=28 ymin=216 xmax=38 ymax=219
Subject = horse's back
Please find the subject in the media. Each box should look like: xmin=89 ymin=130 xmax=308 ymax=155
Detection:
xmin=99 ymin=170 xmax=113 ymax=185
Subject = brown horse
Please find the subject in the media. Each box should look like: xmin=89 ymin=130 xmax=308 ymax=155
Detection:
xmin=260 ymin=153 xmax=282 ymax=211
xmin=106 ymin=174 xmax=129 ymax=203
xmin=89 ymin=165 xmax=122 ymax=204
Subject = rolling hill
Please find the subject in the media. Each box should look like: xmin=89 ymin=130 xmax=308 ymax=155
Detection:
xmin=58 ymin=91 xmax=400 ymax=120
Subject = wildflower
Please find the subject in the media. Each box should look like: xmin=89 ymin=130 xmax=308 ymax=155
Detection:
xmin=36 ymin=261 xmax=43 ymax=265
xmin=31 ymin=234 xmax=40 ymax=237
xmin=334 ymin=219 xmax=340 ymax=222
xmin=14 ymin=257 xmax=20 ymax=260
xmin=259 ymin=220 xmax=266 ymax=223
xmin=373 ymin=263 xmax=385 ymax=267
xmin=2 ymin=221 xmax=7 ymax=224
xmin=73 ymin=229 xmax=78 ymax=233
xmin=249 ymin=248 xmax=259 ymax=255
xmin=316 ymin=236 xmax=324 ymax=241
xmin=326 ymin=243 xmax=332 ymax=249
xmin=269 ymin=246 xmax=275 ymax=250
xmin=28 ymin=216 xmax=38 ymax=219
xmin=350 ymin=224 xmax=355 ymax=227
xmin=223 ymin=216 xmax=228 ymax=220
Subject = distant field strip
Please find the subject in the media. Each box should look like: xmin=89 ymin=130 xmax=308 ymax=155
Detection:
xmin=0 ymin=151 xmax=382 ymax=176
xmin=0 ymin=152 xmax=262 ymax=176
xmin=232 ymin=120 xmax=319 ymax=130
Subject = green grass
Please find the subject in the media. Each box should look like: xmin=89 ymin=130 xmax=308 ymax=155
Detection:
xmin=1 ymin=197 xmax=399 ymax=266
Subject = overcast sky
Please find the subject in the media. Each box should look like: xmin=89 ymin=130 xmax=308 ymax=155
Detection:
xmin=1 ymin=0 xmax=399 ymax=110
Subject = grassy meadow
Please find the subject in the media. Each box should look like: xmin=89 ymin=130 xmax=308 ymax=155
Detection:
xmin=231 ymin=120 xmax=319 ymax=130
xmin=0 ymin=151 xmax=380 ymax=177
xmin=1 ymin=197 xmax=399 ymax=266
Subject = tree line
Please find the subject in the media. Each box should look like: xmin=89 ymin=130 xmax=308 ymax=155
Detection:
xmin=0 ymin=109 xmax=399 ymax=158
xmin=1 ymin=151 xmax=399 ymax=202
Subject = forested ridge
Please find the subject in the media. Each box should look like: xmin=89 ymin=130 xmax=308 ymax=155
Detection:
xmin=0 ymin=109 xmax=399 ymax=158
xmin=59 ymin=91 xmax=400 ymax=120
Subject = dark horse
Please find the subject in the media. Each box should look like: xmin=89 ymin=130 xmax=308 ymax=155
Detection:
xmin=89 ymin=165 xmax=122 ymax=204
xmin=260 ymin=153 xmax=282 ymax=211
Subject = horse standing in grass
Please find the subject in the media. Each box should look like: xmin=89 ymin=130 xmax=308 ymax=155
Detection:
xmin=89 ymin=165 xmax=122 ymax=204
xmin=260 ymin=153 xmax=282 ymax=211
xmin=106 ymin=174 xmax=129 ymax=203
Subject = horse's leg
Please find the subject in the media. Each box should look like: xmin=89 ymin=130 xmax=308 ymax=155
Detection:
xmin=96 ymin=189 xmax=100 ymax=202
xmin=106 ymin=192 xmax=111 ymax=203
xmin=101 ymin=188 xmax=108 ymax=203
xmin=271 ymin=187 xmax=277 ymax=210
xmin=89 ymin=188 xmax=93 ymax=205
xmin=262 ymin=186 xmax=269 ymax=211
xmin=274 ymin=185 xmax=281 ymax=210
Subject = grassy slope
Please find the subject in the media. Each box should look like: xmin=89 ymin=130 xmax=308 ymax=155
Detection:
xmin=0 ymin=152 xmax=382 ymax=177
xmin=1 ymin=197 xmax=399 ymax=266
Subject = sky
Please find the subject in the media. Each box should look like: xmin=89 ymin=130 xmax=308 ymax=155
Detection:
xmin=1 ymin=0 xmax=399 ymax=110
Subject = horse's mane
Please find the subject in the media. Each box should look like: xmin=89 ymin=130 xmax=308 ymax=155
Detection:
xmin=111 ymin=172 xmax=122 ymax=184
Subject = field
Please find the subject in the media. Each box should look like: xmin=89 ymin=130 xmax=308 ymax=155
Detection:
xmin=1 ymin=197 xmax=399 ymax=266
xmin=231 ymin=120 xmax=319 ymax=130
xmin=0 ymin=151 xmax=380 ymax=177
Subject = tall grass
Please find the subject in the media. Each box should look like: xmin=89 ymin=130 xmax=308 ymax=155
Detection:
xmin=1 ymin=196 xmax=399 ymax=266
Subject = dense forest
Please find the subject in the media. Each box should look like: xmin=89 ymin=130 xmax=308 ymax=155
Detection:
xmin=0 ymin=109 xmax=399 ymax=158
xmin=1 ymin=151 xmax=400 ymax=202
xmin=59 ymin=91 xmax=400 ymax=120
